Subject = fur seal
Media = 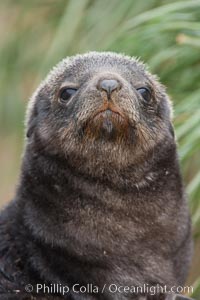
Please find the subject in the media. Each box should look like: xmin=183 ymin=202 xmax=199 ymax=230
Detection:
xmin=0 ymin=52 xmax=193 ymax=300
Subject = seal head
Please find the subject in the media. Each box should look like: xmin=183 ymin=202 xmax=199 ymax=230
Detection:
xmin=26 ymin=52 xmax=174 ymax=170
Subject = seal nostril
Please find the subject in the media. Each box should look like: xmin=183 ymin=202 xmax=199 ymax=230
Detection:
xmin=99 ymin=79 xmax=120 ymax=95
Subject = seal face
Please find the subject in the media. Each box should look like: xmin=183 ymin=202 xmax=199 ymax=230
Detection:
xmin=27 ymin=52 xmax=173 ymax=169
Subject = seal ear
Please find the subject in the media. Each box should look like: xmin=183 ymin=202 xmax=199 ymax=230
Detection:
xmin=169 ymin=122 xmax=175 ymax=138
xmin=26 ymin=98 xmax=38 ymax=138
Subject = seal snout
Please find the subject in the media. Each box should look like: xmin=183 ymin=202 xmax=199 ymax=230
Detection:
xmin=98 ymin=79 xmax=121 ymax=97
xmin=82 ymin=75 xmax=130 ymax=141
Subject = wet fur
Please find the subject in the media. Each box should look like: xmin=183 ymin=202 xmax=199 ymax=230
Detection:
xmin=0 ymin=52 xmax=192 ymax=300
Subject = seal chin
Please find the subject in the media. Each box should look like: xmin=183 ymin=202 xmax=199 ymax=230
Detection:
xmin=95 ymin=109 xmax=124 ymax=131
xmin=84 ymin=108 xmax=129 ymax=141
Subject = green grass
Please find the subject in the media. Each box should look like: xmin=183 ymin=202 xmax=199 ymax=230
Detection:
xmin=0 ymin=0 xmax=200 ymax=297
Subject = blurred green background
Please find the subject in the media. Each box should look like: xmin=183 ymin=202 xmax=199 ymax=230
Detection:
xmin=0 ymin=0 xmax=200 ymax=297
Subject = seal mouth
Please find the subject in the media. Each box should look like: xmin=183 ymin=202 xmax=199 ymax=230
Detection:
xmin=93 ymin=109 xmax=124 ymax=133
xmin=92 ymin=101 xmax=126 ymax=123
xmin=93 ymin=105 xmax=124 ymax=119
xmin=83 ymin=104 xmax=129 ymax=141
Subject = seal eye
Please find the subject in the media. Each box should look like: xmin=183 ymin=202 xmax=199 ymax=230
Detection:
xmin=59 ymin=88 xmax=77 ymax=102
xmin=137 ymin=87 xmax=151 ymax=102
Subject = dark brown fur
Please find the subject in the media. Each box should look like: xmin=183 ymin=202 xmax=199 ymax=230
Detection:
xmin=0 ymin=52 xmax=193 ymax=300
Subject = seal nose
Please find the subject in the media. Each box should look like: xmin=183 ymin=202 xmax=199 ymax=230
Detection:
xmin=99 ymin=79 xmax=120 ymax=96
